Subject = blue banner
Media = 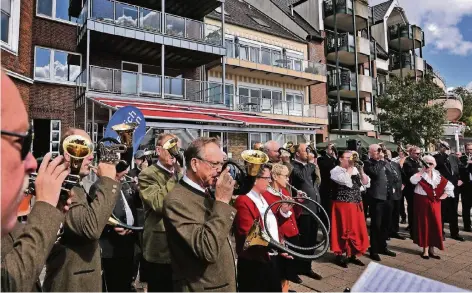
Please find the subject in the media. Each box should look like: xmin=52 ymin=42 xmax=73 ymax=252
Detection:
xmin=104 ymin=106 xmax=146 ymax=155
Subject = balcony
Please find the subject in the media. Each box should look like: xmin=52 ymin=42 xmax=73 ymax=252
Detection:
xmin=388 ymin=24 xmax=425 ymax=51
xmin=327 ymin=70 xmax=372 ymax=98
xmin=326 ymin=31 xmax=370 ymax=65
xmin=211 ymin=43 xmax=326 ymax=86
xmin=430 ymin=94 xmax=463 ymax=122
xmin=389 ymin=53 xmax=424 ymax=77
xmin=70 ymin=0 xmax=221 ymax=20
xmin=360 ymin=112 xmax=376 ymax=131
xmin=329 ymin=111 xmax=360 ymax=131
xmin=236 ymin=96 xmax=328 ymax=124
xmin=323 ymin=0 xmax=370 ymax=32
xmin=77 ymin=0 xmax=225 ymax=68
xmin=375 ymin=58 xmax=389 ymax=72
xmin=77 ymin=65 xmax=232 ymax=107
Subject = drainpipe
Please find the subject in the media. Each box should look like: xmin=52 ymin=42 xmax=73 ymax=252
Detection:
xmin=221 ymin=0 xmax=226 ymax=105
xmin=334 ymin=1 xmax=341 ymax=131
xmin=353 ymin=1 xmax=361 ymax=131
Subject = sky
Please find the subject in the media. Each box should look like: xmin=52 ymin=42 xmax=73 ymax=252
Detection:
xmin=370 ymin=0 xmax=472 ymax=90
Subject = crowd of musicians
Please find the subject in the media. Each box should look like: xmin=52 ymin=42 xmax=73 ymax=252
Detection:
xmin=2 ymin=70 xmax=472 ymax=292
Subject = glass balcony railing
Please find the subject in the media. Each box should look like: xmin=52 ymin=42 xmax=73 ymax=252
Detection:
xmin=388 ymin=23 xmax=425 ymax=46
xmin=389 ymin=52 xmax=413 ymax=71
xmin=86 ymin=65 xmax=230 ymax=105
xmin=327 ymin=69 xmax=356 ymax=91
xmin=80 ymin=0 xmax=222 ymax=46
xmin=235 ymin=96 xmax=328 ymax=118
xmin=329 ymin=111 xmax=360 ymax=130
xmin=326 ymin=31 xmax=370 ymax=56
xmin=227 ymin=43 xmax=327 ymax=76
xmin=323 ymin=0 xmax=370 ymax=20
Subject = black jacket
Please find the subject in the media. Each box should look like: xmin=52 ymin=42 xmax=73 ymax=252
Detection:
xmin=363 ymin=158 xmax=399 ymax=201
xmin=390 ymin=161 xmax=403 ymax=200
xmin=402 ymin=157 xmax=421 ymax=196
xmin=459 ymin=155 xmax=472 ymax=188
xmin=290 ymin=160 xmax=321 ymax=214
xmin=99 ymin=181 xmax=137 ymax=259
xmin=317 ymin=155 xmax=337 ymax=198
xmin=434 ymin=152 xmax=460 ymax=186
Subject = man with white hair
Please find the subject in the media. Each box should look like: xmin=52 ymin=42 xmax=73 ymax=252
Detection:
xmin=363 ymin=144 xmax=398 ymax=261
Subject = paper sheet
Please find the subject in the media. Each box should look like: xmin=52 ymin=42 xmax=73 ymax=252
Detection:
xmin=351 ymin=262 xmax=467 ymax=292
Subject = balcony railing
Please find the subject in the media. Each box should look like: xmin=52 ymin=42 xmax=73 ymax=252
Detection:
xmin=326 ymin=31 xmax=370 ymax=58
xmin=329 ymin=111 xmax=360 ymax=130
xmin=79 ymin=0 xmax=223 ymax=46
xmin=388 ymin=23 xmax=425 ymax=46
xmin=86 ymin=65 xmax=230 ymax=105
xmin=323 ymin=0 xmax=369 ymax=18
xmin=227 ymin=43 xmax=326 ymax=76
xmin=236 ymin=96 xmax=328 ymax=118
xmin=390 ymin=52 xmax=413 ymax=71
xmin=327 ymin=69 xmax=356 ymax=91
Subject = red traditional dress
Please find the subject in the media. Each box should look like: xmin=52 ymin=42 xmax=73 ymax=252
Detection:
xmin=410 ymin=170 xmax=453 ymax=250
xmin=329 ymin=166 xmax=370 ymax=256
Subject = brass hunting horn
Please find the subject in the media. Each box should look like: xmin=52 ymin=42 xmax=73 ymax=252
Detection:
xmin=112 ymin=122 xmax=138 ymax=165
xmin=162 ymin=137 xmax=185 ymax=167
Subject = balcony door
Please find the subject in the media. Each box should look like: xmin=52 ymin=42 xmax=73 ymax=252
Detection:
xmin=121 ymin=61 xmax=140 ymax=95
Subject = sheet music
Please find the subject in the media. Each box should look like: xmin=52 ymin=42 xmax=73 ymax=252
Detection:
xmin=351 ymin=262 xmax=467 ymax=292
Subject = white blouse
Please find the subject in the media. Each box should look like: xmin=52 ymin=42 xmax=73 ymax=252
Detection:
xmin=410 ymin=169 xmax=454 ymax=198
xmin=330 ymin=166 xmax=371 ymax=192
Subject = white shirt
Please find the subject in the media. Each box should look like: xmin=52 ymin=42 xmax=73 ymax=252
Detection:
xmin=157 ymin=161 xmax=174 ymax=175
xmin=294 ymin=159 xmax=307 ymax=166
xmin=410 ymin=169 xmax=454 ymax=198
xmin=121 ymin=190 xmax=134 ymax=225
xmin=330 ymin=166 xmax=371 ymax=192
xmin=182 ymin=175 xmax=206 ymax=193
xmin=246 ymin=190 xmax=280 ymax=243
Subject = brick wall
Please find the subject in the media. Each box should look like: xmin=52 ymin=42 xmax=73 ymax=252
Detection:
xmin=308 ymin=34 xmax=327 ymax=107
xmin=33 ymin=18 xmax=77 ymax=53
xmin=1 ymin=0 xmax=33 ymax=78
xmin=12 ymin=80 xmax=32 ymax=113
xmin=227 ymin=132 xmax=248 ymax=161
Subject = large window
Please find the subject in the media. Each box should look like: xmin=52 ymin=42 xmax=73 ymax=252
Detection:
xmin=286 ymin=93 xmax=303 ymax=115
xmin=1 ymin=0 xmax=19 ymax=53
xmin=34 ymin=47 xmax=81 ymax=84
xmin=37 ymin=0 xmax=77 ymax=24
xmin=249 ymin=133 xmax=270 ymax=149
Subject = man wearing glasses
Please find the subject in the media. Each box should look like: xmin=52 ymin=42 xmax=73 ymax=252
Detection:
xmin=460 ymin=143 xmax=472 ymax=232
xmin=1 ymin=72 xmax=71 ymax=291
xmin=163 ymin=137 xmax=237 ymax=291
xmin=402 ymin=146 xmax=422 ymax=237
xmin=138 ymin=133 xmax=183 ymax=292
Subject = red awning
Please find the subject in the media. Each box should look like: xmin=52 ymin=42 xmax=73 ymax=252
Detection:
xmin=92 ymin=97 xmax=318 ymax=129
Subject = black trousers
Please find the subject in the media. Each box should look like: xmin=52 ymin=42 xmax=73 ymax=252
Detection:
xmin=399 ymin=194 xmax=407 ymax=220
xmin=143 ymin=261 xmax=173 ymax=292
xmin=102 ymin=257 xmax=135 ymax=292
xmin=281 ymin=235 xmax=301 ymax=279
xmin=237 ymin=257 xmax=282 ymax=292
xmin=369 ymin=198 xmax=392 ymax=254
xmin=297 ymin=214 xmax=319 ymax=273
xmin=320 ymin=194 xmax=331 ymax=228
xmin=390 ymin=199 xmax=402 ymax=235
xmin=405 ymin=192 xmax=415 ymax=235
xmin=462 ymin=184 xmax=472 ymax=229
xmin=442 ymin=189 xmax=460 ymax=237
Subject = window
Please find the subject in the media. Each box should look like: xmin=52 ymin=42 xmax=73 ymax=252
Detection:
xmin=249 ymin=133 xmax=270 ymax=148
xmin=286 ymin=93 xmax=303 ymax=115
xmin=1 ymin=0 xmax=19 ymax=53
xmin=34 ymin=47 xmax=82 ymax=84
xmin=50 ymin=120 xmax=61 ymax=156
xmin=37 ymin=0 xmax=77 ymax=24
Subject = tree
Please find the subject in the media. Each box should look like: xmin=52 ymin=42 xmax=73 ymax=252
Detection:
xmin=366 ymin=74 xmax=447 ymax=147
xmin=452 ymin=86 xmax=472 ymax=137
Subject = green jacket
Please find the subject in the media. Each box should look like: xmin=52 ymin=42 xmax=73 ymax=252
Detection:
xmin=43 ymin=176 xmax=121 ymax=292
xmin=139 ymin=164 xmax=182 ymax=264
xmin=1 ymin=202 xmax=63 ymax=292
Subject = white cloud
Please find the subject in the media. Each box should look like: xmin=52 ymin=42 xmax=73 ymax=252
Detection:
xmin=370 ymin=0 xmax=472 ymax=56
xmin=467 ymin=81 xmax=472 ymax=90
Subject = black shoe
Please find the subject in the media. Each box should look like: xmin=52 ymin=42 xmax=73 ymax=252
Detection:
xmin=287 ymin=275 xmax=303 ymax=284
xmin=421 ymin=254 xmax=430 ymax=259
xmin=429 ymin=253 xmax=441 ymax=260
xmin=380 ymin=249 xmax=397 ymax=257
xmin=335 ymin=255 xmax=348 ymax=268
xmin=349 ymin=256 xmax=365 ymax=266
xmin=289 ymin=290 xmax=297 ymax=292
xmin=451 ymin=235 xmax=465 ymax=242
xmin=370 ymin=253 xmax=381 ymax=261
xmin=464 ymin=227 xmax=472 ymax=232
xmin=390 ymin=233 xmax=406 ymax=240
xmin=303 ymin=270 xmax=322 ymax=280
xmin=443 ymin=234 xmax=446 ymax=241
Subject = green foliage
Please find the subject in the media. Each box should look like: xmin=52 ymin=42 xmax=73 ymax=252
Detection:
xmin=365 ymin=74 xmax=447 ymax=147
xmin=453 ymin=87 xmax=472 ymax=137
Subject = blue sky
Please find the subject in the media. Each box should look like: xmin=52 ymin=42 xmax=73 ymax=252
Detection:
xmin=370 ymin=0 xmax=472 ymax=90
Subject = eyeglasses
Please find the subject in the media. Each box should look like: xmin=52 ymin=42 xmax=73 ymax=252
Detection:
xmin=1 ymin=128 xmax=33 ymax=160
xmin=196 ymin=157 xmax=223 ymax=169
xmin=258 ymin=176 xmax=272 ymax=181
xmin=427 ymin=162 xmax=434 ymax=166
xmin=414 ymin=153 xmax=421 ymax=155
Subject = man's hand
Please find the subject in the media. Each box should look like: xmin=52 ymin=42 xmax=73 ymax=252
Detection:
xmin=214 ymin=167 xmax=235 ymax=204
xmin=280 ymin=203 xmax=293 ymax=214
xmin=97 ymin=162 xmax=116 ymax=179
xmin=114 ymin=227 xmax=132 ymax=236
xmin=458 ymin=180 xmax=463 ymax=187
xmin=35 ymin=152 xmax=70 ymax=208
xmin=440 ymin=193 xmax=448 ymax=200
xmin=57 ymin=196 xmax=73 ymax=213
xmin=379 ymin=152 xmax=385 ymax=160
xmin=280 ymin=252 xmax=294 ymax=259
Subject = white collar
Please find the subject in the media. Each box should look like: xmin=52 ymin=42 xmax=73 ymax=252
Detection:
xmin=246 ymin=189 xmax=279 ymax=243
xmin=157 ymin=161 xmax=174 ymax=174
xmin=182 ymin=175 xmax=206 ymax=193
xmin=421 ymin=169 xmax=442 ymax=187
xmin=294 ymin=159 xmax=307 ymax=166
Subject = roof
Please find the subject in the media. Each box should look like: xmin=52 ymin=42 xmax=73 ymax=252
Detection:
xmin=207 ymin=0 xmax=305 ymax=43
xmin=270 ymin=0 xmax=323 ymax=40
xmin=372 ymin=0 xmax=394 ymax=24
xmin=92 ymin=97 xmax=319 ymax=129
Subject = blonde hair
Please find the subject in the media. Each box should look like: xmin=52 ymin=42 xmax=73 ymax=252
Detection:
xmin=271 ymin=163 xmax=288 ymax=176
